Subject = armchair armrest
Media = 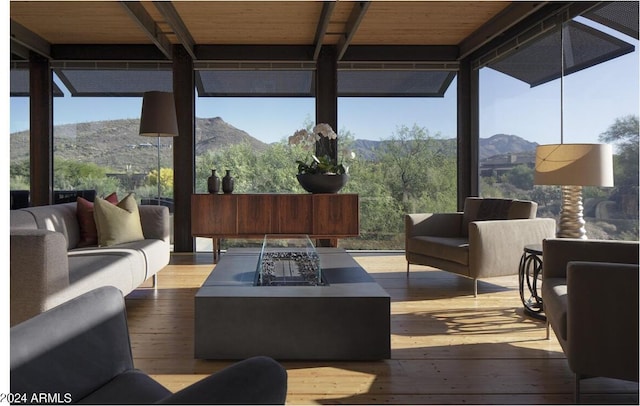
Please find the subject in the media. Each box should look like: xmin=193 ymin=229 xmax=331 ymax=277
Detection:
xmin=405 ymin=212 xmax=463 ymax=238
xmin=139 ymin=205 xmax=170 ymax=242
xmin=567 ymin=261 xmax=639 ymax=382
xmin=10 ymin=230 xmax=70 ymax=325
xmin=468 ymin=218 xmax=556 ymax=278
xmin=543 ymin=238 xmax=640 ymax=280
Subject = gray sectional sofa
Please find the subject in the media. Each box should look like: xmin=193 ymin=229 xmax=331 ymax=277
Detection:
xmin=10 ymin=201 xmax=170 ymax=326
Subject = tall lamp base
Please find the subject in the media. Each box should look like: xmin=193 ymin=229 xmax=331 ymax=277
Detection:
xmin=558 ymin=185 xmax=587 ymax=239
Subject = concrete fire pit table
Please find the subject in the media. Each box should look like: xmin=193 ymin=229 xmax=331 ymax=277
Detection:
xmin=194 ymin=247 xmax=391 ymax=360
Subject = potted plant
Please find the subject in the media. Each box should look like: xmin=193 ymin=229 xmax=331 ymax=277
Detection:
xmin=290 ymin=124 xmax=349 ymax=193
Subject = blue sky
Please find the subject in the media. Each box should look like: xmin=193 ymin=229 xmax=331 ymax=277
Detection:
xmin=9 ymin=21 xmax=639 ymax=147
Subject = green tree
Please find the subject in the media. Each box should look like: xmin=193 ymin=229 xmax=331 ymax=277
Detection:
xmin=377 ymin=124 xmax=456 ymax=214
xmin=599 ymin=115 xmax=639 ymax=187
xmin=500 ymin=164 xmax=534 ymax=190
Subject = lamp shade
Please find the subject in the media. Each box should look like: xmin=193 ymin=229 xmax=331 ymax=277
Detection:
xmin=139 ymin=91 xmax=178 ymax=137
xmin=534 ymin=143 xmax=614 ymax=187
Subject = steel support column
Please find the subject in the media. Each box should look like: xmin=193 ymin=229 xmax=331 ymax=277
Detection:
xmin=457 ymin=57 xmax=479 ymax=210
xmin=315 ymin=46 xmax=338 ymax=162
xmin=29 ymin=52 xmax=53 ymax=206
xmin=172 ymin=45 xmax=195 ymax=252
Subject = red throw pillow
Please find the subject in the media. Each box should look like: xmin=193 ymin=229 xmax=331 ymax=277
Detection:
xmin=76 ymin=192 xmax=118 ymax=247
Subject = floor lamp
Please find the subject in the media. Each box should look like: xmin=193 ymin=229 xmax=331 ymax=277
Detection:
xmin=534 ymin=143 xmax=614 ymax=239
xmin=139 ymin=91 xmax=179 ymax=205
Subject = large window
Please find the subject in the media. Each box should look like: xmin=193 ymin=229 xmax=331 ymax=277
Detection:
xmin=9 ymin=66 xmax=177 ymax=243
xmin=479 ymin=15 xmax=639 ymax=240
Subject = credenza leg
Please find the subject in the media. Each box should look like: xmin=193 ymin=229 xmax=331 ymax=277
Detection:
xmin=212 ymin=237 xmax=219 ymax=263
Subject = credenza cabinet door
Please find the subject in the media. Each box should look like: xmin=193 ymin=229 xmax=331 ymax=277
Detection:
xmin=237 ymin=194 xmax=274 ymax=235
xmin=191 ymin=194 xmax=237 ymax=235
xmin=312 ymin=194 xmax=359 ymax=236
xmin=276 ymin=194 xmax=312 ymax=234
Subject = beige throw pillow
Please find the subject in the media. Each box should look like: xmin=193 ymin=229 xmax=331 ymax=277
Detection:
xmin=94 ymin=193 xmax=145 ymax=246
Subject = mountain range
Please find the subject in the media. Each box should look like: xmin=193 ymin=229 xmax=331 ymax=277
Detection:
xmin=10 ymin=117 xmax=537 ymax=172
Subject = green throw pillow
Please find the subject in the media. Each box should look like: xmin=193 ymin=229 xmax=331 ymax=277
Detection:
xmin=94 ymin=193 xmax=145 ymax=247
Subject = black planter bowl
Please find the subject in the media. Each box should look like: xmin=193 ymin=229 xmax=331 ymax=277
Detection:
xmin=296 ymin=174 xmax=349 ymax=194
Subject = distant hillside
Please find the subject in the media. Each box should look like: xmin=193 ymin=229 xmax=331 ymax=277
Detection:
xmin=354 ymin=133 xmax=537 ymax=161
xmin=10 ymin=117 xmax=267 ymax=173
xmin=11 ymin=118 xmax=537 ymax=172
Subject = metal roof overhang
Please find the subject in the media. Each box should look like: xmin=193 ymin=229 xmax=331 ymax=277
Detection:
xmin=486 ymin=20 xmax=635 ymax=87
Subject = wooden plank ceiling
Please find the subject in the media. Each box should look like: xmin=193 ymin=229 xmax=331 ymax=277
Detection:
xmin=10 ymin=1 xmax=516 ymax=61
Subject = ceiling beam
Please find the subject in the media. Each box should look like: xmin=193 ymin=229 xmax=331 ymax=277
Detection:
xmin=11 ymin=41 xmax=31 ymax=60
xmin=313 ymin=1 xmax=337 ymax=61
xmin=196 ymin=45 xmax=315 ymax=62
xmin=10 ymin=19 xmax=51 ymax=58
xmin=153 ymin=1 xmax=196 ymax=60
xmin=458 ymin=2 xmax=549 ymax=60
xmin=119 ymin=1 xmax=173 ymax=59
xmin=51 ymin=45 xmax=169 ymax=61
xmin=342 ymin=45 xmax=459 ymax=62
xmin=337 ymin=1 xmax=370 ymax=61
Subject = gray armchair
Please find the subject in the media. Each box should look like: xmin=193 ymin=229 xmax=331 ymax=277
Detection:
xmin=10 ymin=286 xmax=288 ymax=404
xmin=542 ymin=238 xmax=639 ymax=403
xmin=405 ymin=197 xmax=556 ymax=296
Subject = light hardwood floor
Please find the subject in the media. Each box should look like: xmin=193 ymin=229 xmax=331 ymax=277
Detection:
xmin=126 ymin=252 xmax=638 ymax=404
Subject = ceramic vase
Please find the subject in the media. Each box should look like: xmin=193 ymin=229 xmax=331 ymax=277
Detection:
xmin=207 ymin=169 xmax=220 ymax=193
xmin=222 ymin=170 xmax=234 ymax=194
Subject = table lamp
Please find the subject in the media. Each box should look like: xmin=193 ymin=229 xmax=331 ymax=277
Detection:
xmin=534 ymin=143 xmax=614 ymax=239
xmin=139 ymin=91 xmax=178 ymax=204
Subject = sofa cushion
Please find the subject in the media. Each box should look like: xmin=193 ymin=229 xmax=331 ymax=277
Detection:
xmin=115 ymin=239 xmax=170 ymax=281
xmin=66 ymin=248 xmax=147 ymax=297
xmin=23 ymin=203 xmax=81 ymax=249
xmin=408 ymin=236 xmax=469 ymax=266
xmin=77 ymin=193 xmax=118 ymax=248
xmin=94 ymin=194 xmax=144 ymax=247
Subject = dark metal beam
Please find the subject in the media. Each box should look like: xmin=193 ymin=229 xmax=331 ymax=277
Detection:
xmin=196 ymin=45 xmax=315 ymax=61
xmin=337 ymin=1 xmax=370 ymax=60
xmin=120 ymin=1 xmax=173 ymax=59
xmin=313 ymin=1 xmax=337 ymax=61
xmin=11 ymin=41 xmax=30 ymax=60
xmin=458 ymin=2 xmax=548 ymax=60
xmin=51 ymin=44 xmax=169 ymax=61
xmin=10 ymin=19 xmax=51 ymax=58
xmin=341 ymin=45 xmax=459 ymax=62
xmin=154 ymin=1 xmax=196 ymax=60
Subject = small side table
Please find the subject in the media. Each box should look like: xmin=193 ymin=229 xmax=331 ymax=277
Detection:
xmin=518 ymin=244 xmax=546 ymax=320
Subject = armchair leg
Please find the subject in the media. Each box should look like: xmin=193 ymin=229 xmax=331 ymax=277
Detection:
xmin=574 ymin=373 xmax=581 ymax=404
xmin=152 ymin=274 xmax=158 ymax=289
xmin=473 ymin=278 xmax=478 ymax=297
xmin=546 ymin=321 xmax=550 ymax=340
xmin=406 ymin=262 xmax=410 ymax=276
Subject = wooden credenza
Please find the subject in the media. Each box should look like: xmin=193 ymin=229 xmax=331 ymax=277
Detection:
xmin=191 ymin=193 xmax=359 ymax=258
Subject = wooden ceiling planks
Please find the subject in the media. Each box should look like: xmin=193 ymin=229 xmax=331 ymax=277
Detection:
xmin=353 ymin=2 xmax=511 ymax=45
xmin=10 ymin=1 xmax=513 ymax=49
xmin=10 ymin=1 xmax=151 ymax=44
xmin=172 ymin=1 xmax=323 ymax=45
